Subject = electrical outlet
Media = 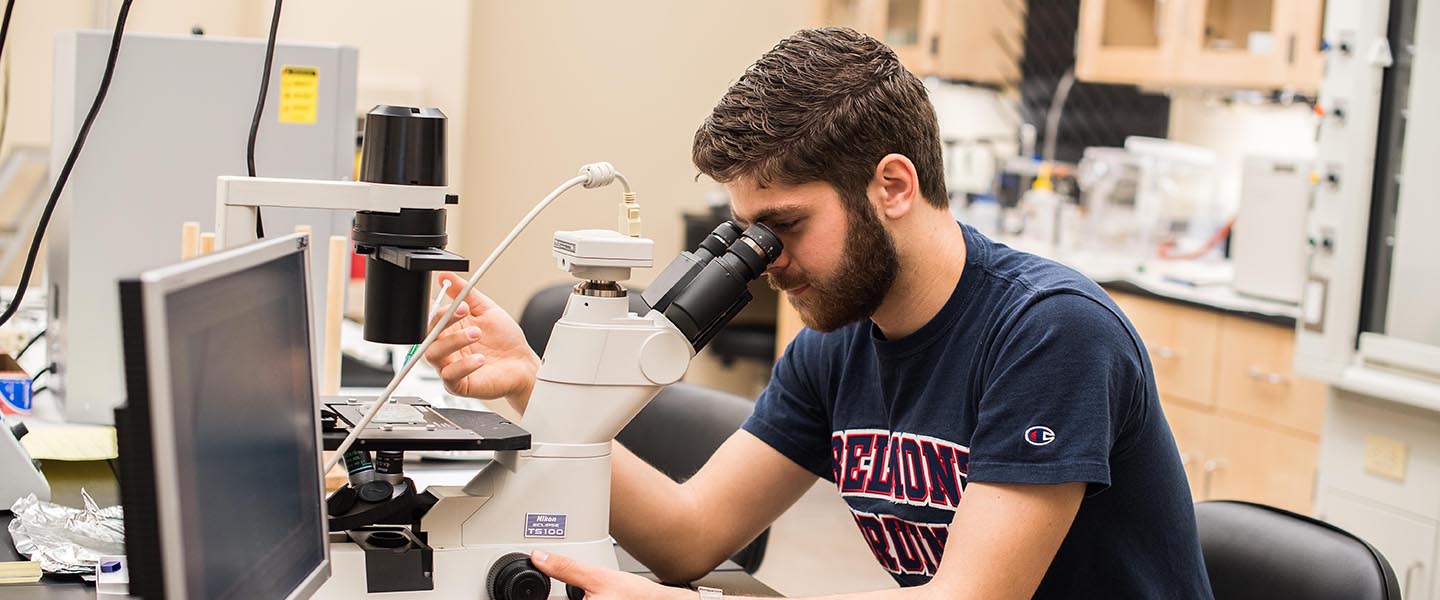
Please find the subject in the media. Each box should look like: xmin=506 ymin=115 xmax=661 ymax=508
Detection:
xmin=1363 ymin=434 xmax=1408 ymax=482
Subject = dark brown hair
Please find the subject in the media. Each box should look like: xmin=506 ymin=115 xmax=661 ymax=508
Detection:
xmin=693 ymin=27 xmax=947 ymax=211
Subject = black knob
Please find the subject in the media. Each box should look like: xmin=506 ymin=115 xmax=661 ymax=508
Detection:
xmin=488 ymin=553 xmax=551 ymax=600
xmin=566 ymin=583 xmax=587 ymax=600
xmin=10 ymin=421 xmax=27 ymax=441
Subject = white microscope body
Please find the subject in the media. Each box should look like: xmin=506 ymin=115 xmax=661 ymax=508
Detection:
xmin=317 ymin=230 xmax=695 ymax=599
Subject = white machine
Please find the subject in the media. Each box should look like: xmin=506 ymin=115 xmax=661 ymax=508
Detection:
xmin=0 ymin=413 xmax=48 ymax=507
xmin=48 ymin=31 xmax=358 ymax=424
xmin=1298 ymin=0 xmax=1440 ymax=597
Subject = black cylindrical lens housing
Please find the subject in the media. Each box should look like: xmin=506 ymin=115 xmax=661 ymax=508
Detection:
xmin=364 ymin=258 xmax=430 ymax=344
xmin=360 ymin=105 xmax=447 ymax=186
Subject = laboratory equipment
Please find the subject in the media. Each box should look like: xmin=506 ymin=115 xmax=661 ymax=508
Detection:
xmin=216 ymin=105 xmax=468 ymax=345
xmin=1230 ymin=156 xmax=1311 ymax=304
xmin=1075 ymin=146 xmax=1143 ymax=254
xmin=0 ymin=411 xmax=49 ymax=507
xmin=1124 ymin=137 xmax=1222 ymax=260
xmin=49 ymin=31 xmax=358 ymax=424
xmin=312 ymin=219 xmax=778 ymax=599
xmin=1297 ymin=0 xmax=1440 ymax=597
xmin=113 ymin=233 xmax=329 ymax=600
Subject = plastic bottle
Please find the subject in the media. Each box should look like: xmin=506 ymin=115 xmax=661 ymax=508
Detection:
xmin=1020 ymin=164 xmax=1062 ymax=246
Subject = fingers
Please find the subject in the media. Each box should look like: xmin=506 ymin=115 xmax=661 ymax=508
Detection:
xmin=437 ymin=272 xmax=498 ymax=312
xmin=438 ymin=353 xmax=485 ymax=389
xmin=530 ymin=551 xmax=598 ymax=591
xmin=422 ymin=325 xmax=482 ymax=365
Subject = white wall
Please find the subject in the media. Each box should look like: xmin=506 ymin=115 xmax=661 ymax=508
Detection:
xmin=460 ymin=2 xmax=810 ymax=315
xmin=269 ymin=0 xmax=471 ymax=196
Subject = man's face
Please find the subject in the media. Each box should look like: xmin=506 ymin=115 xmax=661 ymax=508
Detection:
xmin=727 ymin=180 xmax=899 ymax=332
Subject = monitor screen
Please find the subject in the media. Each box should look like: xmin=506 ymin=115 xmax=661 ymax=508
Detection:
xmin=117 ymin=234 xmax=327 ymax=600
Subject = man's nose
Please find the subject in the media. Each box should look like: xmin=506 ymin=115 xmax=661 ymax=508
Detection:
xmin=763 ymin=251 xmax=790 ymax=277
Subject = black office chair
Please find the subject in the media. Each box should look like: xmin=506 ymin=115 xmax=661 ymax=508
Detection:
xmin=1195 ymin=500 xmax=1402 ymax=600
xmin=518 ymin=283 xmax=770 ymax=574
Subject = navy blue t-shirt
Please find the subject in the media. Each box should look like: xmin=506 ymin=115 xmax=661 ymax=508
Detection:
xmin=743 ymin=224 xmax=1212 ymax=598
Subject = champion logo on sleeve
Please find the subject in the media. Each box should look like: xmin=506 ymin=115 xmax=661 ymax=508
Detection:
xmin=1025 ymin=425 xmax=1056 ymax=446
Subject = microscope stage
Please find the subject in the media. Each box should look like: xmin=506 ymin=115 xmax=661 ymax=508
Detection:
xmin=321 ymin=396 xmax=530 ymax=451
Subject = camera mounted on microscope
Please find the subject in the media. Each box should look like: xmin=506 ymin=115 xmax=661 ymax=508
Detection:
xmin=351 ymin=105 xmax=469 ymax=345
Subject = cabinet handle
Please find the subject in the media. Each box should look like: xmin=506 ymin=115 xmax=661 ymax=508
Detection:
xmin=1201 ymin=459 xmax=1220 ymax=498
xmin=1153 ymin=346 xmax=1180 ymax=360
xmin=1403 ymin=561 xmax=1423 ymax=599
xmin=1245 ymin=366 xmax=1289 ymax=386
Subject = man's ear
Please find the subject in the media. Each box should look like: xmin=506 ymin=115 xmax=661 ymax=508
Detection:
xmin=871 ymin=153 xmax=919 ymax=220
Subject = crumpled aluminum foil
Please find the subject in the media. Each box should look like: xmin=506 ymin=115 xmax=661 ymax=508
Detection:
xmin=8 ymin=489 xmax=124 ymax=574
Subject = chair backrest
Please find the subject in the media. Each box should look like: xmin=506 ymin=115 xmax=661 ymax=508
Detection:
xmin=1195 ymin=500 xmax=1402 ymax=600
xmin=615 ymin=382 xmax=768 ymax=574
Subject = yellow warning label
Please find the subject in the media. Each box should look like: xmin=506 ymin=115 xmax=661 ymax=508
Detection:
xmin=278 ymin=65 xmax=319 ymax=124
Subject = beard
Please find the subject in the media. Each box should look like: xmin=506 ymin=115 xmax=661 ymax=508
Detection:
xmin=767 ymin=203 xmax=899 ymax=333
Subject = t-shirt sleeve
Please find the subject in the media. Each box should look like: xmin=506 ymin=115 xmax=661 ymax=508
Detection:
xmin=741 ymin=329 xmax=835 ymax=481
xmin=966 ymin=292 xmax=1143 ymax=495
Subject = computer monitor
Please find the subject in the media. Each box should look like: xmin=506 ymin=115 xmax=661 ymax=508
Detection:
xmin=114 ymin=233 xmax=329 ymax=600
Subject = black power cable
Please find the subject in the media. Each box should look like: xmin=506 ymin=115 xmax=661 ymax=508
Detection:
xmin=0 ymin=0 xmax=15 ymax=152
xmin=0 ymin=1 xmax=14 ymax=79
xmin=0 ymin=0 xmax=134 ymax=328
xmin=247 ymin=0 xmax=284 ymax=240
xmin=14 ymin=326 xmax=42 ymax=359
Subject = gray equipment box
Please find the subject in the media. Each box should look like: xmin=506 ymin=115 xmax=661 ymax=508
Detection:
xmin=48 ymin=31 xmax=358 ymax=424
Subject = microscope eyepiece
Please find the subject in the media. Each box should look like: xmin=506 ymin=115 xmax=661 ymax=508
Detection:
xmin=643 ymin=220 xmax=782 ymax=351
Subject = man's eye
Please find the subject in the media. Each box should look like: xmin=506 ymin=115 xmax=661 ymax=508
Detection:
xmin=773 ymin=220 xmax=799 ymax=232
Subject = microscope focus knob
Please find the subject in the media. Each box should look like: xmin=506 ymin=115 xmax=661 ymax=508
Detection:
xmin=488 ymin=553 xmax=551 ymax=600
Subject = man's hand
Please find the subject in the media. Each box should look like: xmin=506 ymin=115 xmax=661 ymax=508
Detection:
xmin=422 ymin=272 xmax=540 ymax=409
xmin=531 ymin=550 xmax=690 ymax=600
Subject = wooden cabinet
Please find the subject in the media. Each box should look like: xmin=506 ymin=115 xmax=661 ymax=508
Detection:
xmin=1214 ymin=315 xmax=1327 ymax=437
xmin=1113 ymin=293 xmax=1220 ymax=407
xmin=1076 ymin=0 xmax=1325 ymax=91
xmin=811 ymin=0 xmax=1025 ymax=84
xmin=1115 ymin=291 xmax=1325 ymax=513
xmin=1075 ymin=0 xmax=1180 ymax=85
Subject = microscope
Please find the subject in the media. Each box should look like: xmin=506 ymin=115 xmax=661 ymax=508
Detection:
xmin=314 ymin=220 xmax=780 ymax=599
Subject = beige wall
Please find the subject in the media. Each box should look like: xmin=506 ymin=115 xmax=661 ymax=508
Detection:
xmin=460 ymin=2 xmax=809 ymax=315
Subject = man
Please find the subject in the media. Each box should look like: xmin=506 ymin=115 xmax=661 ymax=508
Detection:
xmin=425 ymin=27 xmax=1213 ymax=599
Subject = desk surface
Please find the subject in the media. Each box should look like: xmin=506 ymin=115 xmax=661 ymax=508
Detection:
xmin=2 ymin=461 xmax=781 ymax=598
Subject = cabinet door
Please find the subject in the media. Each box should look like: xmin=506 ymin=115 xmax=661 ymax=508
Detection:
xmin=1174 ymin=0 xmax=1290 ymax=88
xmin=1208 ymin=413 xmax=1319 ymax=514
xmin=1076 ymin=0 xmax=1181 ymax=85
xmin=932 ymin=0 xmax=1025 ymax=84
xmin=1319 ymin=490 xmax=1437 ymax=600
xmin=876 ymin=0 xmax=940 ymax=75
xmin=811 ymin=0 xmax=882 ymax=33
xmin=1214 ymin=315 xmax=1326 ymax=438
xmin=1284 ymin=0 xmax=1326 ymax=91
xmin=1110 ymin=293 xmax=1221 ymax=407
xmin=1162 ymin=399 xmax=1215 ymax=501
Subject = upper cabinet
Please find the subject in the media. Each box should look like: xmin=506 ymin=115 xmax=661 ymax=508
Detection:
xmin=1077 ymin=0 xmax=1325 ymax=91
xmin=811 ymin=0 xmax=1025 ymax=84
